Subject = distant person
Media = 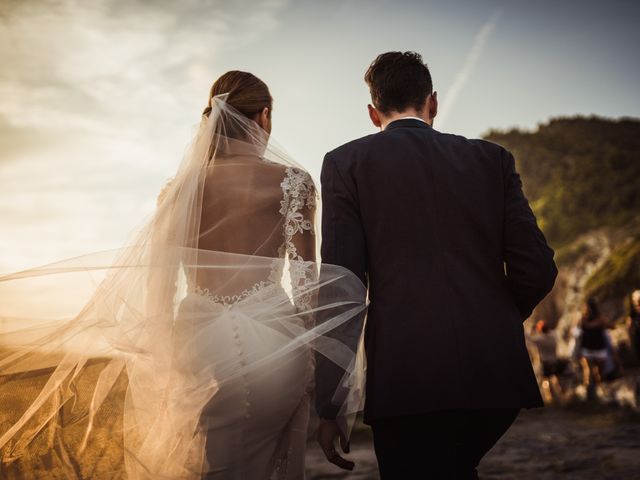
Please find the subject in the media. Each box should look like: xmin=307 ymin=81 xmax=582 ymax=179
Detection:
xmin=528 ymin=320 xmax=562 ymax=403
xmin=579 ymin=298 xmax=608 ymax=387
xmin=568 ymin=315 xmax=583 ymax=361
xmin=602 ymin=328 xmax=624 ymax=382
xmin=626 ymin=289 xmax=640 ymax=360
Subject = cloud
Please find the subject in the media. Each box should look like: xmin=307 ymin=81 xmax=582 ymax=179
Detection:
xmin=0 ymin=0 xmax=289 ymax=271
xmin=0 ymin=116 xmax=63 ymax=161
xmin=0 ymin=0 xmax=291 ymax=174
xmin=0 ymin=0 xmax=289 ymax=139
xmin=437 ymin=8 xmax=502 ymax=128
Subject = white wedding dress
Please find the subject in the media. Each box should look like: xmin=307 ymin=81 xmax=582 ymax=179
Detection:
xmin=183 ymin=164 xmax=319 ymax=479
xmin=0 ymin=97 xmax=367 ymax=479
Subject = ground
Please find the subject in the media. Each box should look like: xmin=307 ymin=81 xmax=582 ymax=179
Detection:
xmin=3 ymin=359 xmax=639 ymax=479
xmin=305 ymin=407 xmax=640 ymax=479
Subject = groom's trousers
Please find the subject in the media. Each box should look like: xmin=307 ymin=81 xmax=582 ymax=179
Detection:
xmin=371 ymin=408 xmax=520 ymax=480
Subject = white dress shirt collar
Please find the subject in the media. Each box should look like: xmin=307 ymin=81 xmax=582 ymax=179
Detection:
xmin=384 ymin=116 xmax=427 ymax=130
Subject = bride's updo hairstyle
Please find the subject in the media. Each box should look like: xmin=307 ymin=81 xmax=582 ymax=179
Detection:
xmin=203 ymin=70 xmax=272 ymax=135
xmin=203 ymin=70 xmax=272 ymax=118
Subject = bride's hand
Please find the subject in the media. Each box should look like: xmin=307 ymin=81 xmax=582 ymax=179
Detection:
xmin=317 ymin=419 xmax=354 ymax=471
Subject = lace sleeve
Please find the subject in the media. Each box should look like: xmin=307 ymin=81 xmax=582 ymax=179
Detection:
xmin=279 ymin=167 xmax=318 ymax=313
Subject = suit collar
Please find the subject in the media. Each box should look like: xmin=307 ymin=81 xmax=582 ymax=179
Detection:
xmin=384 ymin=118 xmax=432 ymax=131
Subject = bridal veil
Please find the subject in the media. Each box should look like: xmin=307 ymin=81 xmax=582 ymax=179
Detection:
xmin=0 ymin=96 xmax=367 ymax=479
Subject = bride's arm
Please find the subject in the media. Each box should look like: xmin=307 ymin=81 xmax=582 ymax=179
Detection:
xmin=281 ymin=168 xmax=318 ymax=315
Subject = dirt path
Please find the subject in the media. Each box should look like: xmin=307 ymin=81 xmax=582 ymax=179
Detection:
xmin=305 ymin=407 xmax=640 ymax=479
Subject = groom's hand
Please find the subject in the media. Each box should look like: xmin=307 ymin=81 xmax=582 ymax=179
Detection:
xmin=317 ymin=419 xmax=354 ymax=471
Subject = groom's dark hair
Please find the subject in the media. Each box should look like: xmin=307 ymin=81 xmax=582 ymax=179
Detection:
xmin=365 ymin=51 xmax=433 ymax=114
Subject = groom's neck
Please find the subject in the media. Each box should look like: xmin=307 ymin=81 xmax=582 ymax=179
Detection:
xmin=380 ymin=109 xmax=432 ymax=130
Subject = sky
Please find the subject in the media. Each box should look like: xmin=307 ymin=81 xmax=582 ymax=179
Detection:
xmin=1 ymin=0 xmax=639 ymax=272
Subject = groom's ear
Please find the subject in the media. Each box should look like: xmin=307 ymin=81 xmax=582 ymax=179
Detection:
xmin=428 ymin=91 xmax=438 ymax=121
xmin=368 ymin=104 xmax=382 ymax=129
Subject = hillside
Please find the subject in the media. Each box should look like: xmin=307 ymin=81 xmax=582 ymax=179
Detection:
xmin=484 ymin=116 xmax=640 ymax=308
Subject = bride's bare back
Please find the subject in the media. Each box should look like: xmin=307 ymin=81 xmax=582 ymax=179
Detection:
xmin=198 ymin=155 xmax=288 ymax=258
xmin=196 ymin=153 xmax=316 ymax=296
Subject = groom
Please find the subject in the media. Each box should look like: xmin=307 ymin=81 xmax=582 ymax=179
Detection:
xmin=316 ymin=51 xmax=557 ymax=479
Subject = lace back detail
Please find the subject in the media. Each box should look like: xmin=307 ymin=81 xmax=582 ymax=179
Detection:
xmin=279 ymin=167 xmax=317 ymax=313
xmin=279 ymin=167 xmax=316 ymax=260
xmin=193 ymin=281 xmax=269 ymax=306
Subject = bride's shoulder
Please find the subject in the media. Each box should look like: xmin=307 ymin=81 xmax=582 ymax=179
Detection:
xmin=279 ymin=166 xmax=316 ymax=216
xmin=248 ymin=156 xmax=287 ymax=178
xmin=253 ymin=159 xmax=315 ymax=192
xmin=281 ymin=166 xmax=316 ymax=194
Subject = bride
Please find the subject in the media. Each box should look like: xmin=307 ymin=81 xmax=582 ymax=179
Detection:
xmin=0 ymin=71 xmax=367 ymax=479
